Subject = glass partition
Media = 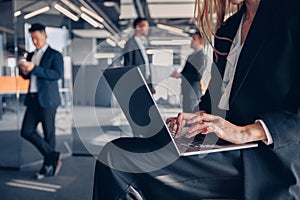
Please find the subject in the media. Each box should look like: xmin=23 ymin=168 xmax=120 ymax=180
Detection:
xmin=0 ymin=0 xmax=73 ymax=168
xmin=0 ymin=0 xmax=22 ymax=167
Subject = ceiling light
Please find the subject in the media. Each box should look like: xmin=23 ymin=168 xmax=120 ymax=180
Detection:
xmin=146 ymin=49 xmax=156 ymax=54
xmin=188 ymin=28 xmax=196 ymax=34
xmin=104 ymin=1 xmax=116 ymax=7
xmin=24 ymin=6 xmax=50 ymax=20
xmin=150 ymin=40 xmax=176 ymax=45
xmin=80 ymin=13 xmax=99 ymax=28
xmin=14 ymin=10 xmax=22 ymax=17
xmin=157 ymin=24 xmax=190 ymax=37
xmin=60 ymin=0 xmax=81 ymax=14
xmin=150 ymin=40 xmax=190 ymax=46
xmin=14 ymin=0 xmax=42 ymax=18
xmin=94 ymin=53 xmax=116 ymax=59
xmin=80 ymin=6 xmax=104 ymax=23
xmin=98 ymin=23 xmax=104 ymax=29
xmin=117 ymin=40 xmax=126 ymax=48
xmin=157 ymin=24 xmax=184 ymax=33
xmin=172 ymin=40 xmax=191 ymax=45
xmin=106 ymin=38 xmax=116 ymax=47
xmin=54 ymin=4 xmax=79 ymax=21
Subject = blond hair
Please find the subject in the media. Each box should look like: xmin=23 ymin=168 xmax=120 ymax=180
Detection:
xmin=194 ymin=0 xmax=241 ymax=55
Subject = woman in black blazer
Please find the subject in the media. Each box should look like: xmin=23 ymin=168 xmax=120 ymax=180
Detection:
xmin=93 ymin=0 xmax=300 ymax=199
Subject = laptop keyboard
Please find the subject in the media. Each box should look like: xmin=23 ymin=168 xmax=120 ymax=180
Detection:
xmin=171 ymin=129 xmax=221 ymax=152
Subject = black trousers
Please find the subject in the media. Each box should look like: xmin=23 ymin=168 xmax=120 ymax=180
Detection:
xmin=93 ymin=138 xmax=299 ymax=200
xmin=93 ymin=137 xmax=244 ymax=200
xmin=21 ymin=94 xmax=57 ymax=159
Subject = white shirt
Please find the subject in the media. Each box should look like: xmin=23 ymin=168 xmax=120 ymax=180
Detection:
xmin=30 ymin=44 xmax=48 ymax=93
xmin=218 ymin=16 xmax=244 ymax=110
xmin=218 ymin=17 xmax=273 ymax=145
xmin=134 ymin=37 xmax=150 ymax=79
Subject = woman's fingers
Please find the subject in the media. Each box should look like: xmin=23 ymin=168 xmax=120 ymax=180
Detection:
xmin=186 ymin=122 xmax=210 ymax=138
xmin=167 ymin=112 xmax=209 ymax=139
xmin=169 ymin=112 xmax=247 ymax=144
xmin=174 ymin=120 xmax=186 ymax=138
xmin=185 ymin=120 xmax=225 ymax=139
xmin=187 ymin=113 xmax=219 ymax=124
xmin=166 ymin=117 xmax=177 ymax=132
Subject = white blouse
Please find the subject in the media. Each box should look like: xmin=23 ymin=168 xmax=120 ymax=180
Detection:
xmin=218 ymin=16 xmax=244 ymax=110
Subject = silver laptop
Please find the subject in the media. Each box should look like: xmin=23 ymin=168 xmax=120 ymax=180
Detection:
xmin=103 ymin=67 xmax=258 ymax=156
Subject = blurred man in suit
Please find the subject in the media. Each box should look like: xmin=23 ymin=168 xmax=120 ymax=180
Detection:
xmin=123 ymin=17 xmax=155 ymax=94
xmin=18 ymin=23 xmax=63 ymax=179
xmin=171 ymin=31 xmax=205 ymax=112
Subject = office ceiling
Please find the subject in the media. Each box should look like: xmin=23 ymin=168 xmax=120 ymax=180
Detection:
xmin=0 ymin=0 xmax=197 ymax=56
xmin=11 ymin=0 xmax=196 ymax=36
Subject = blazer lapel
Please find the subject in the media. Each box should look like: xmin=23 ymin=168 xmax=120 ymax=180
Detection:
xmin=214 ymin=6 xmax=245 ymax=76
xmin=229 ymin=0 xmax=280 ymax=104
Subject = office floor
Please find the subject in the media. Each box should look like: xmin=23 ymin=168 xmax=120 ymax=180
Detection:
xmin=0 ymin=103 xmax=181 ymax=200
xmin=0 ymin=155 xmax=96 ymax=200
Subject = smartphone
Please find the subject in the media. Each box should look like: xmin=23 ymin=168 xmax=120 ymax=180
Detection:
xmin=20 ymin=58 xmax=26 ymax=63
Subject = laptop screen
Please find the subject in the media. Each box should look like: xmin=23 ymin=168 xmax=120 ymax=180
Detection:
xmin=103 ymin=66 xmax=175 ymax=150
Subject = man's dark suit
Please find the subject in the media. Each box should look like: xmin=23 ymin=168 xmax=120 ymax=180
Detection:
xmin=181 ymin=49 xmax=205 ymax=112
xmin=22 ymin=47 xmax=63 ymax=108
xmin=20 ymin=46 xmax=63 ymax=159
xmin=123 ymin=36 xmax=153 ymax=90
xmin=93 ymin=0 xmax=300 ymax=199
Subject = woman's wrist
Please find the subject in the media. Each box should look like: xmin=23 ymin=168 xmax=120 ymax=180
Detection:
xmin=241 ymin=122 xmax=267 ymax=143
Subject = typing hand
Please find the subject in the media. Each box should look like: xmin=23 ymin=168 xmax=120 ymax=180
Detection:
xmin=185 ymin=113 xmax=266 ymax=144
xmin=166 ymin=111 xmax=205 ymax=139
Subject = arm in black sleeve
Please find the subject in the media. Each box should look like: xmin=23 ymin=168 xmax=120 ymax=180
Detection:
xmin=31 ymin=51 xmax=63 ymax=81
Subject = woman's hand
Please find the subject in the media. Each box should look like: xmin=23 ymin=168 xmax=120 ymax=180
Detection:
xmin=167 ymin=112 xmax=267 ymax=144
xmin=186 ymin=113 xmax=267 ymax=144
xmin=166 ymin=111 xmax=205 ymax=138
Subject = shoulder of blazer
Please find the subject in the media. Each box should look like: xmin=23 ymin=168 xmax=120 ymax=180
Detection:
xmin=45 ymin=46 xmax=61 ymax=56
xmin=42 ymin=46 xmax=63 ymax=63
xmin=125 ymin=37 xmax=139 ymax=50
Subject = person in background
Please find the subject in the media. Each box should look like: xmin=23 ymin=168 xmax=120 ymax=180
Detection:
xmin=123 ymin=17 xmax=156 ymax=94
xmin=93 ymin=0 xmax=300 ymax=199
xmin=171 ymin=31 xmax=206 ymax=112
xmin=18 ymin=23 xmax=63 ymax=179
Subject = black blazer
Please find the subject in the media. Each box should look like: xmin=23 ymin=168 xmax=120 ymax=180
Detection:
xmin=201 ymin=0 xmax=300 ymax=149
xmin=124 ymin=37 xmax=145 ymax=66
xmin=181 ymin=49 xmax=205 ymax=83
xmin=123 ymin=36 xmax=153 ymax=88
xmin=199 ymin=0 xmax=300 ymax=197
xmin=21 ymin=46 xmax=64 ymax=108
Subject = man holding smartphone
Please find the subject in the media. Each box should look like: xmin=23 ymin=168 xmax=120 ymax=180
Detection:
xmin=18 ymin=23 xmax=63 ymax=179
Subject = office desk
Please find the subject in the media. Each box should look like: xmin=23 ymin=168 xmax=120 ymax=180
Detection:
xmin=0 ymin=76 xmax=72 ymax=168
xmin=0 ymin=76 xmax=29 ymax=93
xmin=0 ymin=76 xmax=29 ymax=119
